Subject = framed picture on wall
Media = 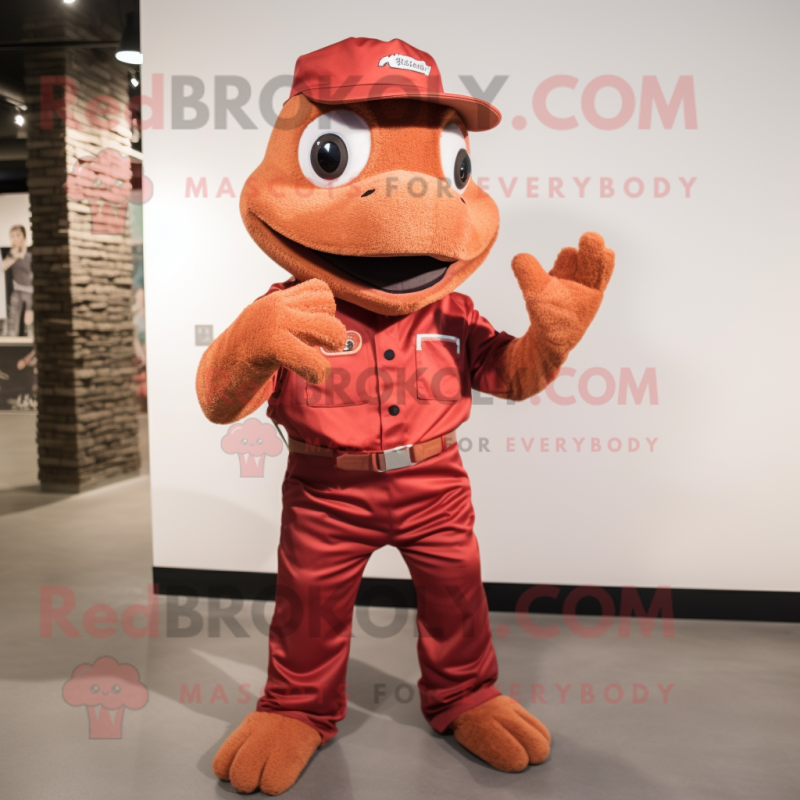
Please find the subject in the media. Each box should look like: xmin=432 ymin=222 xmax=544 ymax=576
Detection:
xmin=0 ymin=242 xmax=36 ymax=410
xmin=0 ymin=336 xmax=36 ymax=412
xmin=1 ymin=242 xmax=34 ymax=339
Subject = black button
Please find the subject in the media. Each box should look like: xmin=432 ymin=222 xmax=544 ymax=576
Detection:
xmin=384 ymin=349 xmax=395 ymax=360
xmin=388 ymin=404 xmax=400 ymax=416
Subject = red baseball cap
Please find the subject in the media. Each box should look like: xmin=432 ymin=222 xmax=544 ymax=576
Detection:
xmin=288 ymin=37 xmax=502 ymax=132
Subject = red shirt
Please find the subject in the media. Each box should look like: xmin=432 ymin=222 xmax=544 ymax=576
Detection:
xmin=265 ymin=281 xmax=515 ymax=452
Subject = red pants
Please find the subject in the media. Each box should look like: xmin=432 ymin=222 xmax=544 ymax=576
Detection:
xmin=256 ymin=444 xmax=500 ymax=744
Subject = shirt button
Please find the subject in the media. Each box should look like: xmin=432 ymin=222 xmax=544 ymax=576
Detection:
xmin=388 ymin=404 xmax=400 ymax=416
xmin=384 ymin=349 xmax=395 ymax=360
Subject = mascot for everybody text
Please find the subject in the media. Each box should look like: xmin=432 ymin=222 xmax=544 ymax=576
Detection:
xmin=197 ymin=37 xmax=614 ymax=795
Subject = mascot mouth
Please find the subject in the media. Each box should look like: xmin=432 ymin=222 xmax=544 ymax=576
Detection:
xmin=309 ymin=251 xmax=451 ymax=294
xmin=250 ymin=212 xmax=456 ymax=295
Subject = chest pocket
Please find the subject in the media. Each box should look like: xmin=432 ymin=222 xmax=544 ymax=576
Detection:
xmin=306 ymin=330 xmax=371 ymax=407
xmin=415 ymin=333 xmax=464 ymax=403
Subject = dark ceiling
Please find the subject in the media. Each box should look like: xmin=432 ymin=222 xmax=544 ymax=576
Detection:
xmin=0 ymin=0 xmax=139 ymax=188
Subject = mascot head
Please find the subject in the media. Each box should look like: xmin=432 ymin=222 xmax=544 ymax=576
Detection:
xmin=240 ymin=37 xmax=502 ymax=316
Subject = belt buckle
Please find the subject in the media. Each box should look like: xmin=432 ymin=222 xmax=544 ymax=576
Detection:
xmin=379 ymin=444 xmax=414 ymax=472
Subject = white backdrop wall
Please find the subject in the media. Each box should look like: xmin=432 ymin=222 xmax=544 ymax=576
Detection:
xmin=140 ymin=0 xmax=799 ymax=591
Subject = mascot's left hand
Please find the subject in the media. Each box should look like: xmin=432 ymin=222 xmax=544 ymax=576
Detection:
xmin=511 ymin=232 xmax=615 ymax=383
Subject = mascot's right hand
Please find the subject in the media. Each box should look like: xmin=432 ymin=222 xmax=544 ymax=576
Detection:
xmin=196 ymin=278 xmax=346 ymax=424
xmin=246 ymin=278 xmax=347 ymax=385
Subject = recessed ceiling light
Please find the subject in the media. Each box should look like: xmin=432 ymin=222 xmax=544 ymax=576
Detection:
xmin=14 ymin=114 xmax=25 ymax=126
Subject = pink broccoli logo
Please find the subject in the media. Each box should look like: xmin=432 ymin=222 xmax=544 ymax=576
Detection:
xmin=65 ymin=148 xmax=152 ymax=234
xmin=221 ymin=418 xmax=283 ymax=477
xmin=62 ymin=656 xmax=148 ymax=739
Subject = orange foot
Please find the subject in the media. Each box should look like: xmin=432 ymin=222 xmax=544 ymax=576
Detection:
xmin=212 ymin=712 xmax=321 ymax=795
xmin=450 ymin=696 xmax=551 ymax=772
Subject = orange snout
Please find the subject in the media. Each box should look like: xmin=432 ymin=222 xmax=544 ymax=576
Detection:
xmin=245 ymin=167 xmax=496 ymax=263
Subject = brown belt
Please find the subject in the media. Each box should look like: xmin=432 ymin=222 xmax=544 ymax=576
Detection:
xmin=287 ymin=430 xmax=458 ymax=472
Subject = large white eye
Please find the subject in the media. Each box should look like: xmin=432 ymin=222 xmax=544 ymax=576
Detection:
xmin=439 ymin=122 xmax=471 ymax=193
xmin=298 ymin=110 xmax=371 ymax=188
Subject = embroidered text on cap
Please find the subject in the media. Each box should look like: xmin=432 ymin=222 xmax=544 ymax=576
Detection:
xmin=378 ymin=54 xmax=432 ymax=76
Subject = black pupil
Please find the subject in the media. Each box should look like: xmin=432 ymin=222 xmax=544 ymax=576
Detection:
xmin=459 ymin=153 xmax=471 ymax=183
xmin=317 ymin=140 xmax=341 ymax=174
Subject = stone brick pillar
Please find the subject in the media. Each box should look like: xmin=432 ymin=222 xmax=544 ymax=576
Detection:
xmin=24 ymin=10 xmax=140 ymax=492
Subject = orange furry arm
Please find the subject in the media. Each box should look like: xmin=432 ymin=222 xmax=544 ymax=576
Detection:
xmin=196 ymin=279 xmax=347 ymax=425
xmin=472 ymin=232 xmax=614 ymax=401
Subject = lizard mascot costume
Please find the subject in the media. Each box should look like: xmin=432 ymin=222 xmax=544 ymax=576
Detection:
xmin=197 ymin=36 xmax=614 ymax=795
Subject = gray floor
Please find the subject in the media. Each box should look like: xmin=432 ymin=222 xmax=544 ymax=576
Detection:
xmin=0 ymin=413 xmax=798 ymax=800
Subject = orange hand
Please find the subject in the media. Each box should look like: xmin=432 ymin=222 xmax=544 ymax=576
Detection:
xmin=250 ymin=278 xmax=348 ymax=384
xmin=196 ymin=278 xmax=347 ymax=424
xmin=499 ymin=232 xmax=614 ymax=400
xmin=546 ymin=230 xmax=615 ymax=292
